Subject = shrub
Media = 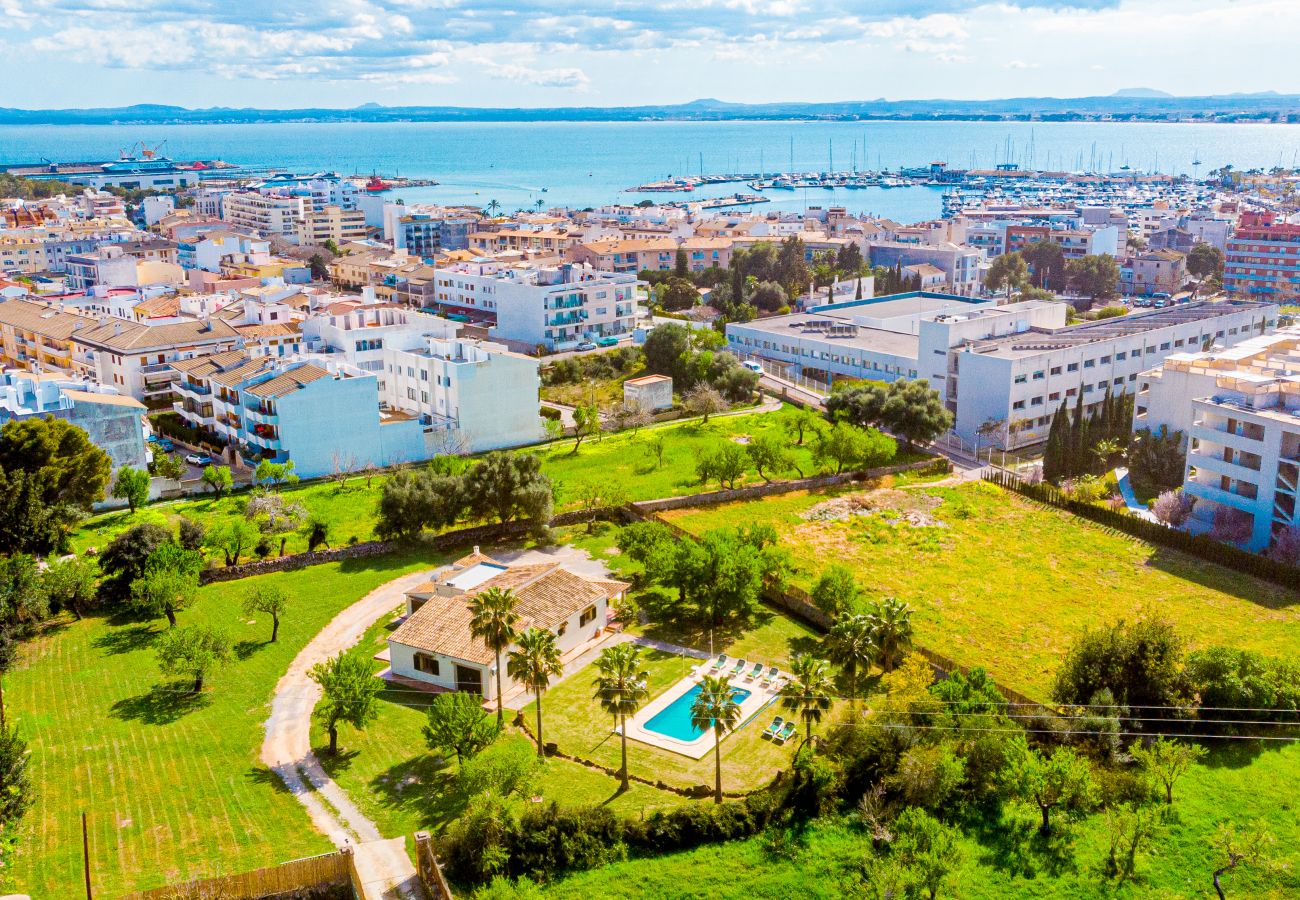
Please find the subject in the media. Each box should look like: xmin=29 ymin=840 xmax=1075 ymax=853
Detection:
xmin=177 ymin=517 xmax=205 ymax=551
xmin=1184 ymin=646 xmax=1300 ymax=723
xmin=510 ymin=804 xmax=625 ymax=881
xmin=1052 ymin=616 xmax=1188 ymax=727
xmin=886 ymin=743 xmax=966 ymax=811
xmin=810 ymin=564 xmax=859 ymax=617
xmin=1210 ymin=505 xmax=1253 ymax=545
xmin=1152 ymin=490 xmax=1194 ymax=527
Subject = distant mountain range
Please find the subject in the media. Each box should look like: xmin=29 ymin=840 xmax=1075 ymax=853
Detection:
xmin=1 ymin=93 xmax=1298 ymax=125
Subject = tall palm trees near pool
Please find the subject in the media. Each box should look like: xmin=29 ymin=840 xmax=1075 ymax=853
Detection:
xmin=593 ymin=643 xmax=650 ymax=791
xmin=690 ymin=674 xmax=743 ymax=803
xmin=509 ymin=627 xmax=563 ymax=758
xmin=868 ymin=596 xmax=915 ymax=673
xmin=824 ymin=614 xmax=874 ymax=706
xmin=780 ymin=654 xmax=834 ymax=746
xmin=469 ymin=586 xmax=520 ymax=727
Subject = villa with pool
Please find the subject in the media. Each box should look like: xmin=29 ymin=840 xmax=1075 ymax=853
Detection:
xmin=386 ymin=547 xmax=629 ymax=701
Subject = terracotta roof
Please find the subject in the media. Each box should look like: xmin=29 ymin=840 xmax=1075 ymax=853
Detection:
xmin=0 ymin=298 xmax=89 ymax=339
xmin=71 ymin=316 xmax=240 ymax=351
xmin=61 ymin=389 xmax=146 ymax=409
xmin=389 ymin=558 xmax=628 ymax=663
xmin=243 ymin=363 xmax=332 ymax=398
xmin=208 ymin=357 xmax=276 ymax=389
xmin=171 ymin=349 xmax=247 ymax=378
xmin=235 ymin=322 xmax=301 ymax=339
xmin=133 ymin=295 xmax=181 ymax=318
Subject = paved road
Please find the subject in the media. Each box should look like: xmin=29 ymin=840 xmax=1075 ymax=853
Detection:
xmin=261 ymin=570 xmax=432 ymax=900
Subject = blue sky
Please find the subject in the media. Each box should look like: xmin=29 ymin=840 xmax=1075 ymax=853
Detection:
xmin=1 ymin=0 xmax=1296 ymax=108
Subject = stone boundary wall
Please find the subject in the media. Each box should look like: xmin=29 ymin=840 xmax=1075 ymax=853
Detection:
xmin=631 ymin=458 xmax=948 ymax=513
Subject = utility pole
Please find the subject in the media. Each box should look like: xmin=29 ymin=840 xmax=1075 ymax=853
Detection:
xmin=82 ymin=811 xmax=93 ymax=900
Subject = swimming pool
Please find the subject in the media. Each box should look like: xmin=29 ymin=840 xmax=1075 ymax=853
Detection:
xmin=641 ymin=682 xmax=753 ymax=743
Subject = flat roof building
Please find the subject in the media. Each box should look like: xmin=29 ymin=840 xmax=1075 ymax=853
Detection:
xmin=728 ymin=291 xmax=1279 ymax=449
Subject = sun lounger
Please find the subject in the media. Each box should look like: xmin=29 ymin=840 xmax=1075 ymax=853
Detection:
xmin=761 ymin=666 xmax=779 ymax=687
xmin=762 ymin=716 xmax=784 ymax=739
xmin=730 ymin=658 xmax=747 ymax=676
xmin=709 ymin=654 xmax=727 ymax=672
xmin=773 ymin=721 xmax=797 ymax=745
xmin=745 ymin=662 xmax=763 ymax=681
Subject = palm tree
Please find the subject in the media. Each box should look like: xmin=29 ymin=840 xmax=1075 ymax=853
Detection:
xmin=593 ymin=643 xmax=650 ymax=791
xmin=508 ymin=627 xmax=563 ymax=758
xmin=868 ymin=596 xmax=914 ymax=673
xmin=469 ymin=587 xmax=520 ymax=727
xmin=690 ymin=674 xmax=743 ymax=803
xmin=485 ymin=198 xmax=501 ymax=217
xmin=823 ymin=614 xmax=875 ymax=707
xmin=780 ymin=654 xmax=835 ymax=746
xmin=534 ymin=198 xmax=545 ymax=213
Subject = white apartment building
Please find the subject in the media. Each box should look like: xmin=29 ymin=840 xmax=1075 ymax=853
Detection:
xmin=1134 ymin=327 xmax=1300 ymax=551
xmin=222 ymin=192 xmax=307 ymax=240
xmin=383 ymin=335 xmax=545 ymax=453
xmin=300 ymin=303 xmax=456 ymax=378
xmin=300 ymin=302 xmax=544 ymax=452
xmin=295 ymin=205 xmax=368 ymax=246
xmin=727 ymin=291 xmax=1279 ymax=450
xmin=433 ymin=260 xmax=638 ymax=351
xmin=70 ymin=316 xmax=242 ymax=404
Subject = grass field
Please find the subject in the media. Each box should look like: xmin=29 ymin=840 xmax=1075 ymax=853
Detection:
xmin=10 ymin=550 xmax=440 ymax=896
xmin=664 ymin=481 xmax=1300 ymax=699
xmin=540 ymin=738 xmax=1300 ymax=899
xmin=314 ymin=602 xmax=696 ymax=843
xmin=70 ymin=404 xmax=858 ymax=558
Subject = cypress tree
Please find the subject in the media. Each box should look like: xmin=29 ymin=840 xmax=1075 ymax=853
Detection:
xmin=1044 ymin=401 xmax=1070 ymax=482
xmin=1069 ymin=390 xmax=1087 ymax=477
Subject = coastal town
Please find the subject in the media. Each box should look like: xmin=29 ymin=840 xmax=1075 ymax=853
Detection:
xmin=6 ymin=116 xmax=1300 ymax=899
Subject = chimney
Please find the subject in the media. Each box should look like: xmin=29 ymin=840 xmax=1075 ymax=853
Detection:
xmin=472 ymin=545 xmax=480 ymax=556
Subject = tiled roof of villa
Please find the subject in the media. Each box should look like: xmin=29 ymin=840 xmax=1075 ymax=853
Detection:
xmin=390 ymin=553 xmax=628 ymax=663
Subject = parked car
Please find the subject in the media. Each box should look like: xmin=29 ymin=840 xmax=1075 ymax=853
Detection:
xmin=157 ymin=438 xmax=175 ymax=452
xmin=185 ymin=452 xmax=212 ymax=466
xmin=596 ymin=336 xmax=619 ymax=347
xmin=575 ymin=341 xmax=598 ymax=351
xmin=742 ymin=361 xmax=764 ymax=373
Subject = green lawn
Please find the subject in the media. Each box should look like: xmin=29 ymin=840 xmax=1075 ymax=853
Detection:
xmin=541 ymin=738 xmax=1300 ymax=898
xmin=519 ymin=648 xmax=813 ymax=796
xmin=70 ymin=405 xmax=856 ymax=558
xmin=10 ymin=550 xmax=440 ymax=896
xmin=665 ymin=482 xmax=1300 ymax=699
xmin=314 ymin=604 xmax=693 ymax=844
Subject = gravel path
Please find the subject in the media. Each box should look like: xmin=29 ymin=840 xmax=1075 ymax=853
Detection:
xmin=261 ymin=569 xmax=432 ymax=899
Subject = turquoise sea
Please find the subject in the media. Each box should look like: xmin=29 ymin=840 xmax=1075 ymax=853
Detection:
xmin=2 ymin=120 xmax=1299 ymax=221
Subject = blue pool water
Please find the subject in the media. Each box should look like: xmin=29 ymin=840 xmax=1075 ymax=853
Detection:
xmin=642 ymin=683 xmax=753 ymax=743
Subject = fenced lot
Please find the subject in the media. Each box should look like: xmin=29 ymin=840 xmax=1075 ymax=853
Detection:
xmin=664 ymin=481 xmax=1300 ymax=699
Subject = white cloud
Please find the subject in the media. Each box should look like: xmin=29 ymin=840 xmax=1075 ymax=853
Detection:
xmin=1003 ymin=59 xmax=1038 ymax=69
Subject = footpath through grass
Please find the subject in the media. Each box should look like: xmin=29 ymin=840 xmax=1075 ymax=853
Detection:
xmin=71 ymin=404 xmax=844 ymax=557
xmin=665 ymin=480 xmax=1300 ymax=699
xmin=11 ymin=550 xmax=436 ymax=896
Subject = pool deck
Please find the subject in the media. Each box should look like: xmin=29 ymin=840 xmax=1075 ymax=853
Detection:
xmin=622 ymin=662 xmax=787 ymax=759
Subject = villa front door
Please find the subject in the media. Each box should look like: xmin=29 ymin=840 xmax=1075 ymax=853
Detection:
xmin=456 ymin=664 xmax=483 ymax=695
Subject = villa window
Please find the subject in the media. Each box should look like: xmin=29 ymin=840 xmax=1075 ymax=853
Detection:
xmin=414 ymin=653 xmax=440 ymax=676
xmin=579 ymin=605 xmax=598 ymax=627
xmin=557 ymin=623 xmax=567 ymax=638
xmin=1067 ymin=362 xmax=1079 ymax=372
xmin=1050 ymin=366 xmax=1062 ymax=376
